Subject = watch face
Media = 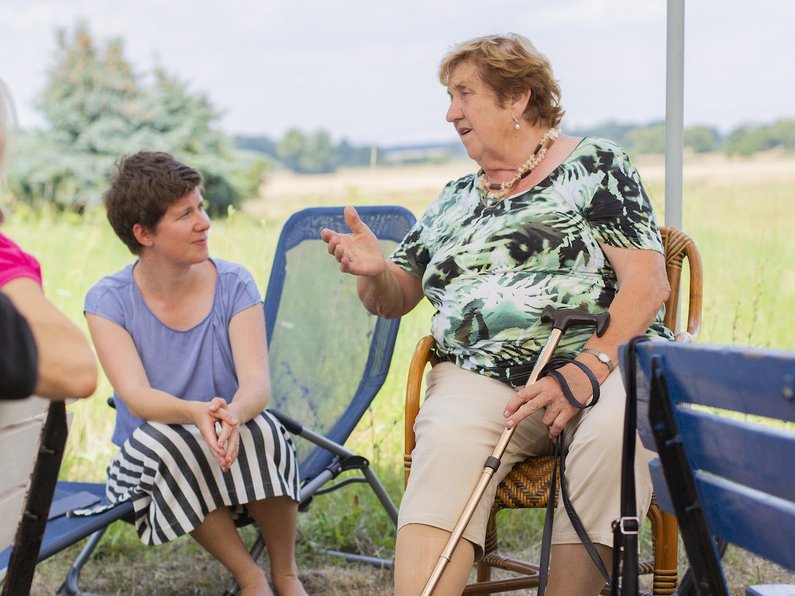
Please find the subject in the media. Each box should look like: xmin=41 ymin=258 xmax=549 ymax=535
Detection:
xmin=584 ymin=348 xmax=613 ymax=370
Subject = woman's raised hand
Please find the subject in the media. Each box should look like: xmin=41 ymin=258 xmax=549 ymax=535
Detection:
xmin=320 ymin=206 xmax=386 ymax=277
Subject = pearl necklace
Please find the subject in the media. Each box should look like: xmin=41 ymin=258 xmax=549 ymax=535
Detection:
xmin=477 ymin=127 xmax=560 ymax=200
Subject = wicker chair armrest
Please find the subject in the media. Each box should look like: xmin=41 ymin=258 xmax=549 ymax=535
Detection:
xmin=404 ymin=335 xmax=437 ymax=487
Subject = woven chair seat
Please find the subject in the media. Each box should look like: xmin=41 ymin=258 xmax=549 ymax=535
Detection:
xmin=493 ymin=456 xmax=558 ymax=510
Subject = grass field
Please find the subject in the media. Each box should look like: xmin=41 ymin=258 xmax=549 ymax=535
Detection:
xmin=4 ymin=150 xmax=795 ymax=594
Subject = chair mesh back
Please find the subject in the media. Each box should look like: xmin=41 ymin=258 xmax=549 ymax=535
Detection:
xmin=264 ymin=206 xmax=416 ymax=481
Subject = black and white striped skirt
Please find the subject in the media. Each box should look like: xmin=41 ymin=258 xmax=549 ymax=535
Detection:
xmin=106 ymin=410 xmax=300 ymax=545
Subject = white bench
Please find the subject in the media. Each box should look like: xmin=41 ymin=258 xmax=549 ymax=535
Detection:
xmin=0 ymin=396 xmax=68 ymax=594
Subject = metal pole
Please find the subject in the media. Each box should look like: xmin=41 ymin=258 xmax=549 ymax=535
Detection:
xmin=665 ymin=0 xmax=685 ymax=230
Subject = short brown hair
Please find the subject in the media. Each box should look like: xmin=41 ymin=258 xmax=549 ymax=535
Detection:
xmin=438 ymin=33 xmax=564 ymax=128
xmin=103 ymin=151 xmax=203 ymax=254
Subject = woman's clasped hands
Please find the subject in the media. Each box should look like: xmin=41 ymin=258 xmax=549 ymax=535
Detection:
xmin=193 ymin=397 xmax=242 ymax=472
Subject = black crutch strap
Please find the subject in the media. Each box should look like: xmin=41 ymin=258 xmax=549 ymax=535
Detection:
xmin=537 ymin=431 xmax=611 ymax=595
xmin=558 ymin=429 xmax=611 ymax=585
xmin=537 ymin=437 xmax=559 ymax=596
xmin=536 ymin=356 xmax=610 ymax=595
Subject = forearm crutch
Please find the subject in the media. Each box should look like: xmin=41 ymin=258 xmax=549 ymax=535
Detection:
xmin=421 ymin=305 xmax=610 ymax=595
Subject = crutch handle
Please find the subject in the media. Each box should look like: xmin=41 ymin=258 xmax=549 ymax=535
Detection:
xmin=540 ymin=305 xmax=610 ymax=337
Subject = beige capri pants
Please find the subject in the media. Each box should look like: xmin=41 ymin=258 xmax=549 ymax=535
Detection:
xmin=398 ymin=361 xmax=656 ymax=559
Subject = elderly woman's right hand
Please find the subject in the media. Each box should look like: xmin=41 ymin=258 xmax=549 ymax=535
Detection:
xmin=320 ymin=206 xmax=386 ymax=277
xmin=504 ymin=362 xmax=599 ymax=439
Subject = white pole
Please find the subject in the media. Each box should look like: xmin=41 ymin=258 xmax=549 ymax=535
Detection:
xmin=665 ymin=0 xmax=685 ymax=229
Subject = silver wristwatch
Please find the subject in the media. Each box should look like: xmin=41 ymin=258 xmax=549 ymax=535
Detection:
xmin=580 ymin=348 xmax=615 ymax=373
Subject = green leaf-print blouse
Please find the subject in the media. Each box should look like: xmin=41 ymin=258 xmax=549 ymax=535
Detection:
xmin=390 ymin=137 xmax=673 ymax=376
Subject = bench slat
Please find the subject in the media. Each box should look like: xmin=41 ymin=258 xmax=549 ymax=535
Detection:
xmin=676 ymin=408 xmax=795 ymax=503
xmin=648 ymin=459 xmax=674 ymax=512
xmin=0 ymin=400 xmax=69 ymax=593
xmin=698 ymin=471 xmax=795 ymax=573
xmin=0 ymin=488 xmax=27 ymax=553
xmin=0 ymin=396 xmax=48 ymax=427
xmin=636 ymin=343 xmax=795 ymax=421
xmin=0 ymin=418 xmax=45 ymax=495
xmin=0 ymin=396 xmax=51 ymax=563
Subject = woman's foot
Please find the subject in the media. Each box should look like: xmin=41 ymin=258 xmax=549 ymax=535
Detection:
xmin=272 ymin=572 xmax=307 ymax=596
xmin=238 ymin=568 xmax=273 ymax=596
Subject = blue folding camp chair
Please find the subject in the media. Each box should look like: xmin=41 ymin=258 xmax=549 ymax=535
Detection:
xmin=2 ymin=205 xmax=414 ymax=595
xmin=230 ymin=205 xmax=416 ymax=589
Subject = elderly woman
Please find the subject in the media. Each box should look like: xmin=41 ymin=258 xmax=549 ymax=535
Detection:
xmin=322 ymin=33 xmax=672 ymax=595
xmin=84 ymin=151 xmax=306 ymax=596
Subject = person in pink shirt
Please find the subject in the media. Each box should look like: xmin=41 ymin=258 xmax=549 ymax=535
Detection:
xmin=1 ymin=78 xmax=96 ymax=400
xmin=0 ymin=231 xmax=42 ymax=286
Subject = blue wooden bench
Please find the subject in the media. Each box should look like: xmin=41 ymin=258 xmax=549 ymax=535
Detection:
xmin=628 ymin=340 xmax=795 ymax=595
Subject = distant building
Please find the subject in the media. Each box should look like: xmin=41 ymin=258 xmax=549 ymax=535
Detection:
xmin=378 ymin=142 xmax=464 ymax=165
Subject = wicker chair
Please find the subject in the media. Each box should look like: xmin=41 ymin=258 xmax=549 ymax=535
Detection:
xmin=404 ymin=226 xmax=703 ymax=595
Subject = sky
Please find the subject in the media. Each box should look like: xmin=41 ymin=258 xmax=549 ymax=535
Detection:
xmin=1 ymin=0 xmax=793 ymax=146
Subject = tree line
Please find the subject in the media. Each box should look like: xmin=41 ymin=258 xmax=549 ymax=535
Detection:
xmin=3 ymin=24 xmax=792 ymax=215
xmin=570 ymin=119 xmax=795 ymax=158
xmin=233 ymin=131 xmax=374 ymax=174
xmin=237 ymin=118 xmax=795 ymax=178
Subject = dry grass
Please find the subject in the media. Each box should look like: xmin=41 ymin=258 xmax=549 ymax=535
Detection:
xmin=247 ymin=148 xmax=795 ymax=218
xmin=30 ymin=529 xmax=395 ymax=595
xmin=633 ymin=148 xmax=795 ymax=188
xmin=29 ymin=527 xmax=795 ymax=595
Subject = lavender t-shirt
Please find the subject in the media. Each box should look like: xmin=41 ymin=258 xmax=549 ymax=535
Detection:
xmin=84 ymin=258 xmax=262 ymax=446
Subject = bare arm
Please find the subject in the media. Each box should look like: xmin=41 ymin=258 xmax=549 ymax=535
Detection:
xmin=212 ymin=303 xmax=271 ymax=470
xmin=2 ymin=277 xmax=97 ymax=399
xmin=226 ymin=303 xmax=270 ymax=421
xmin=577 ymin=244 xmax=671 ymax=369
xmin=321 ymin=206 xmax=424 ymax=318
xmin=86 ymin=313 xmax=236 ymax=465
xmin=505 ymin=246 xmax=670 ymax=437
xmin=356 ymin=261 xmax=424 ymax=319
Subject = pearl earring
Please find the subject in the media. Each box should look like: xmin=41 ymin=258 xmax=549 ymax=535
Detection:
xmin=513 ymin=117 xmax=521 ymax=130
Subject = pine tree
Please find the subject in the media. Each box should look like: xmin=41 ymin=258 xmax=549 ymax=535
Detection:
xmin=9 ymin=23 xmax=262 ymax=214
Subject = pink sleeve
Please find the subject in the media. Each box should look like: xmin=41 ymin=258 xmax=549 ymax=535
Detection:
xmin=0 ymin=233 xmax=43 ymax=287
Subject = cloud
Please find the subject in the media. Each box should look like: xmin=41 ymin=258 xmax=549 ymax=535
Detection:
xmin=1 ymin=0 xmax=792 ymax=144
